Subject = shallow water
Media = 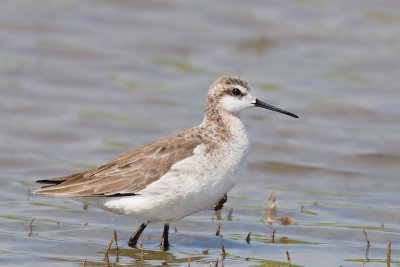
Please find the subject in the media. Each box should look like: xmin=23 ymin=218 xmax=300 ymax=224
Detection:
xmin=1 ymin=0 xmax=399 ymax=266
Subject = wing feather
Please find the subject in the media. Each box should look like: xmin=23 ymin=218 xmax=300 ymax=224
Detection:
xmin=34 ymin=128 xmax=207 ymax=197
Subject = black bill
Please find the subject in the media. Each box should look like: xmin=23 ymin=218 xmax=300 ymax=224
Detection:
xmin=254 ymin=99 xmax=299 ymax=118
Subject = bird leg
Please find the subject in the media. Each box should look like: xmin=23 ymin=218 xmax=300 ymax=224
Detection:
xmin=214 ymin=193 xmax=228 ymax=211
xmin=128 ymin=223 xmax=147 ymax=247
xmin=160 ymin=223 xmax=170 ymax=250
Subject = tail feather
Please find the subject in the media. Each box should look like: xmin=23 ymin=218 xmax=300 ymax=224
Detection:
xmin=35 ymin=172 xmax=83 ymax=190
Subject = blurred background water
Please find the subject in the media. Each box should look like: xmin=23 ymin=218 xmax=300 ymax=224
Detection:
xmin=0 ymin=0 xmax=399 ymax=266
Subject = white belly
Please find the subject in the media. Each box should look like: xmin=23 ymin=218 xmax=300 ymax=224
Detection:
xmin=102 ymin=139 xmax=249 ymax=222
xmin=102 ymin=176 xmax=234 ymax=222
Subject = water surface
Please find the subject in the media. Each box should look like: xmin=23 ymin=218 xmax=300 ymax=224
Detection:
xmin=1 ymin=0 xmax=399 ymax=266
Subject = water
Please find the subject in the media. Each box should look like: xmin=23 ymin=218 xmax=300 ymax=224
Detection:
xmin=1 ymin=0 xmax=399 ymax=266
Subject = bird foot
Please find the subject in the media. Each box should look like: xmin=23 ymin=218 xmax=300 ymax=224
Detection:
xmin=160 ymin=236 xmax=169 ymax=251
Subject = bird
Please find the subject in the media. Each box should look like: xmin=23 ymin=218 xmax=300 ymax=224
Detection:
xmin=33 ymin=76 xmax=298 ymax=250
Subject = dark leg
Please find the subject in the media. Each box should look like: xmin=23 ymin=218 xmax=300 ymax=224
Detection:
xmin=160 ymin=223 xmax=169 ymax=250
xmin=128 ymin=223 xmax=147 ymax=247
xmin=214 ymin=193 xmax=228 ymax=211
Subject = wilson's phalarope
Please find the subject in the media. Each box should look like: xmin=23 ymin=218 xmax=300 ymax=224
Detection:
xmin=34 ymin=76 xmax=298 ymax=250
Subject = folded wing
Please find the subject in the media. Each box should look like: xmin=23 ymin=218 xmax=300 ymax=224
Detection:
xmin=34 ymin=129 xmax=206 ymax=197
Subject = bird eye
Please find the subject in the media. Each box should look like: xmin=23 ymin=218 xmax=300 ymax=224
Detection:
xmin=232 ymin=88 xmax=241 ymax=96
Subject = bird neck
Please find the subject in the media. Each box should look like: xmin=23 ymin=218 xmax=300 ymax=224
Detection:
xmin=201 ymin=105 xmax=245 ymax=142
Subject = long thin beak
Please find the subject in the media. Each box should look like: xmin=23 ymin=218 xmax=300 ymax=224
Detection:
xmin=254 ymin=99 xmax=299 ymax=118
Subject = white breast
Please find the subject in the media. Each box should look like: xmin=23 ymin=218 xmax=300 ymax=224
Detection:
xmin=104 ymin=116 xmax=250 ymax=222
